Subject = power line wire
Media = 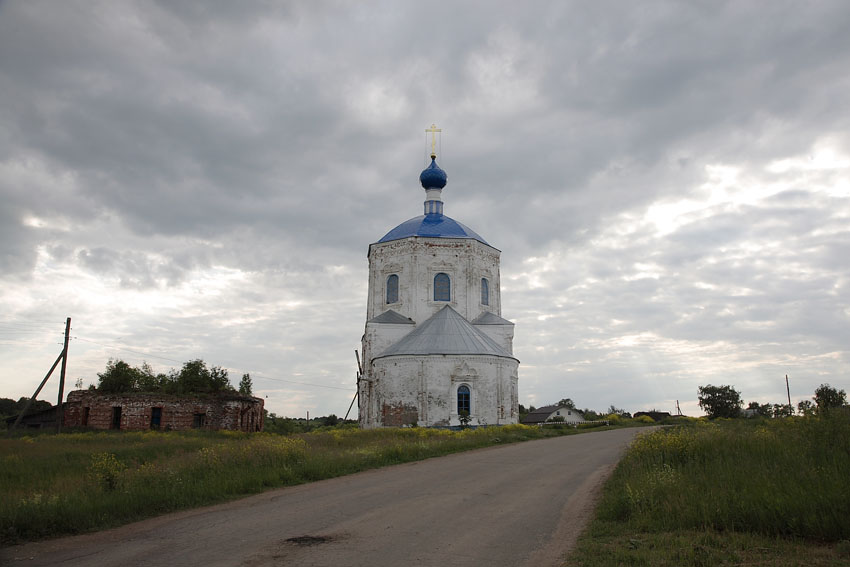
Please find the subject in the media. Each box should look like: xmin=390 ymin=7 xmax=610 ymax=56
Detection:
xmin=0 ymin=340 xmax=61 ymax=347
xmin=72 ymin=337 xmax=185 ymax=364
xmin=72 ymin=336 xmax=353 ymax=392
xmin=252 ymin=374 xmax=353 ymax=391
xmin=0 ymin=321 xmax=67 ymax=331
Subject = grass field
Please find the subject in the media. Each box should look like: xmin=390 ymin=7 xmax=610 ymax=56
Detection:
xmin=567 ymin=411 xmax=850 ymax=566
xmin=1 ymin=421 xmax=620 ymax=546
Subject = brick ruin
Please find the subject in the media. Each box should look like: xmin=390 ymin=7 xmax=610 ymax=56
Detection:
xmin=63 ymin=390 xmax=264 ymax=432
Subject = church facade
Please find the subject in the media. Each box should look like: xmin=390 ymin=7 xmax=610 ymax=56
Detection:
xmin=358 ymin=139 xmax=519 ymax=427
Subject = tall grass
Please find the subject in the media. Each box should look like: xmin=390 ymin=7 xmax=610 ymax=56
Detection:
xmin=594 ymin=412 xmax=850 ymax=541
xmin=1 ymin=424 xmax=577 ymax=545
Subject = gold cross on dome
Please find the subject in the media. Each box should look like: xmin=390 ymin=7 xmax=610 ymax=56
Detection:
xmin=426 ymin=123 xmax=441 ymax=158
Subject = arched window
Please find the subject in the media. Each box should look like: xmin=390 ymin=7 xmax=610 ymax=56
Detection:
xmin=434 ymin=273 xmax=450 ymax=301
xmin=386 ymin=274 xmax=399 ymax=304
xmin=481 ymin=278 xmax=489 ymax=306
xmin=457 ymin=385 xmax=470 ymax=415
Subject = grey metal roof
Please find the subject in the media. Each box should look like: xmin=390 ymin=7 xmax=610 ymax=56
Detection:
xmin=374 ymin=305 xmax=517 ymax=360
xmin=471 ymin=311 xmax=514 ymax=326
xmin=368 ymin=310 xmax=415 ymax=324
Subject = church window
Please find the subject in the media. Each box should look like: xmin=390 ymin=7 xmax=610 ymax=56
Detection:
xmin=481 ymin=278 xmax=489 ymax=305
xmin=434 ymin=273 xmax=450 ymax=301
xmin=386 ymin=274 xmax=399 ymax=304
xmin=457 ymin=385 xmax=470 ymax=415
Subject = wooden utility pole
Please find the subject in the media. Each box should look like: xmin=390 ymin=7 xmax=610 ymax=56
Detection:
xmin=10 ymin=352 xmax=63 ymax=432
xmin=57 ymin=317 xmax=71 ymax=433
xmin=344 ymin=349 xmax=362 ymax=421
xmin=9 ymin=317 xmax=71 ymax=433
xmin=786 ymin=374 xmax=792 ymax=412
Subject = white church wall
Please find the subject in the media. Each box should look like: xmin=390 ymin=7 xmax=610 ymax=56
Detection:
xmin=369 ymin=355 xmax=519 ymax=427
xmin=367 ymin=238 xmax=502 ymax=325
xmin=362 ymin=322 xmax=414 ymax=368
xmin=474 ymin=324 xmax=515 ymax=354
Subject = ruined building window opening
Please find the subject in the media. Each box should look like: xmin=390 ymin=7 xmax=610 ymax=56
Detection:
xmin=150 ymin=407 xmax=162 ymax=430
xmin=193 ymin=412 xmax=206 ymax=429
xmin=434 ymin=273 xmax=450 ymax=301
xmin=481 ymin=278 xmax=489 ymax=305
xmin=82 ymin=407 xmax=90 ymax=427
xmin=457 ymin=385 xmax=470 ymax=415
xmin=111 ymin=407 xmax=122 ymax=430
xmin=386 ymin=274 xmax=399 ymax=304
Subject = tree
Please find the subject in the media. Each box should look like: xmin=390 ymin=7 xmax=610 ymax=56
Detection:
xmin=607 ymin=405 xmax=631 ymax=418
xmin=797 ymin=399 xmax=816 ymax=416
xmin=238 ymin=373 xmax=253 ymax=396
xmin=94 ymin=358 xmax=234 ymax=395
xmin=263 ymin=412 xmax=298 ymax=435
xmin=557 ymin=398 xmax=576 ymax=409
xmin=173 ymin=359 xmax=232 ymax=393
xmin=97 ymin=359 xmax=140 ymax=393
xmin=747 ymin=401 xmax=772 ymax=418
xmin=0 ymin=397 xmax=52 ymax=419
xmin=323 ymin=414 xmax=340 ymax=426
xmin=581 ymin=408 xmax=601 ymax=421
xmin=698 ymin=384 xmax=742 ymax=419
xmin=772 ymin=403 xmax=793 ymax=418
xmin=136 ymin=362 xmax=166 ymax=392
xmin=813 ymin=383 xmax=846 ymax=413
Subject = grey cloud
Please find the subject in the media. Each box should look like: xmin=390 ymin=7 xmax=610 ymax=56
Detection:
xmin=1 ymin=0 xmax=848 ymax=416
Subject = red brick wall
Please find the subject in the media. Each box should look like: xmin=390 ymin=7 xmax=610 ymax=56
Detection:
xmin=64 ymin=391 xmax=264 ymax=432
xmin=381 ymin=402 xmax=419 ymax=426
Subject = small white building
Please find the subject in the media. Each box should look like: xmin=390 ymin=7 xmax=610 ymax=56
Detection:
xmin=358 ymin=142 xmax=519 ymax=428
xmin=521 ymin=405 xmax=586 ymax=425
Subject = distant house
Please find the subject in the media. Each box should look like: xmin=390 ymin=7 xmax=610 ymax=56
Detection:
xmin=61 ymin=390 xmax=263 ymax=431
xmin=521 ymin=405 xmax=586 ymax=425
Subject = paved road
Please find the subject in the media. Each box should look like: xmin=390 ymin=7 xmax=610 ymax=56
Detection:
xmin=2 ymin=428 xmax=645 ymax=567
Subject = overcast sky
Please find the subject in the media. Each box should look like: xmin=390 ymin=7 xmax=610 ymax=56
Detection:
xmin=1 ymin=1 xmax=848 ymax=418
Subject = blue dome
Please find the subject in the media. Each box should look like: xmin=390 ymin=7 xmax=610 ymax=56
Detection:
xmin=378 ymin=214 xmax=489 ymax=245
xmin=419 ymin=157 xmax=447 ymax=189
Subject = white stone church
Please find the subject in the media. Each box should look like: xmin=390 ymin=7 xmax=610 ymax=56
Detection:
xmin=358 ymin=139 xmax=519 ymax=428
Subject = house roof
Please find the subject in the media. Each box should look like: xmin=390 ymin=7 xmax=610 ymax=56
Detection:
xmin=471 ymin=311 xmax=514 ymax=326
xmin=374 ymin=305 xmax=517 ymax=361
xmin=521 ymin=405 xmax=584 ymax=424
xmin=368 ymin=309 xmax=415 ymax=324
